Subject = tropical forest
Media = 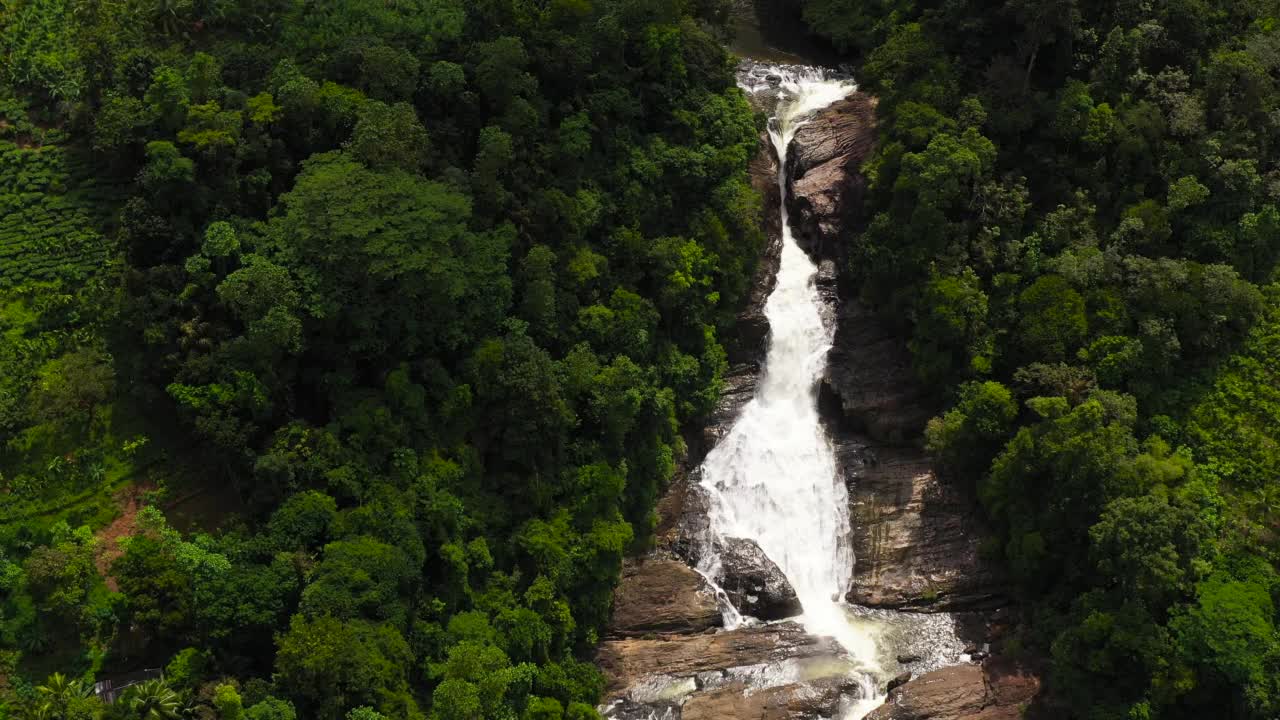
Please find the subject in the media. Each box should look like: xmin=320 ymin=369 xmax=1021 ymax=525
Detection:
xmin=0 ymin=0 xmax=1277 ymax=720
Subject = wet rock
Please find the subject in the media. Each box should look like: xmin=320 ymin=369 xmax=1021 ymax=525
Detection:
xmin=711 ymin=537 xmax=802 ymax=620
xmin=789 ymin=94 xmax=877 ymax=179
xmin=865 ymin=660 xmax=1041 ymax=720
xmin=887 ymin=672 xmax=913 ymax=693
xmin=897 ymin=654 xmax=922 ymax=665
xmin=654 ymin=469 xmax=712 ymax=559
xmin=596 ymin=620 xmax=869 ymax=720
xmin=822 ymin=298 xmax=936 ymax=444
xmin=816 ymin=259 xmax=839 ymax=286
xmin=600 ymin=698 xmax=680 ymax=720
xmin=836 ymin=440 xmax=1007 ymax=611
xmin=814 ymin=259 xmax=840 ymax=317
xmin=866 ymin=664 xmax=986 ymax=720
xmin=596 ymin=622 xmax=842 ymax=702
xmin=731 ymin=133 xmax=785 ymax=365
xmin=785 ymin=93 xmax=877 ymax=261
xmin=608 ymin=559 xmax=722 ymax=638
xmin=682 ymin=676 xmax=865 ymax=720
xmin=698 ymin=366 xmax=759 ymax=457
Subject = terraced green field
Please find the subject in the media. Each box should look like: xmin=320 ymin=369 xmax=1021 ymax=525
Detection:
xmin=0 ymin=142 xmax=117 ymax=290
xmin=0 ymin=96 xmax=130 ymax=530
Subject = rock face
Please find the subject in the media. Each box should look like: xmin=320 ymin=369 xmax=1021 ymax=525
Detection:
xmin=730 ymin=132 xmax=785 ymax=365
xmin=597 ymin=622 xmax=867 ymax=719
xmin=710 ymin=537 xmax=802 ymax=620
xmin=608 ymin=559 xmax=722 ymax=638
xmin=866 ymin=660 xmax=1041 ymax=720
xmin=780 ymin=100 xmax=1005 ymax=611
xmin=652 ymin=484 xmax=802 ymax=622
xmin=823 ymin=299 xmax=936 ymax=445
xmin=786 ymin=93 xmax=877 ymax=261
xmin=597 ymin=622 xmax=840 ymax=700
xmin=654 ymin=467 xmax=712 ymax=557
xmin=836 ymin=439 xmax=1007 ymax=610
xmin=698 ymin=367 xmax=759 ymax=457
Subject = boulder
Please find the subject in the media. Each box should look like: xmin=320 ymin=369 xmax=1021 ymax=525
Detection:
xmin=887 ymin=672 xmax=912 ymax=693
xmin=865 ymin=660 xmax=1041 ymax=720
xmin=710 ymin=537 xmax=802 ymax=620
xmin=837 ymin=440 xmax=1007 ymax=611
xmin=866 ymin=664 xmax=987 ymax=720
xmin=981 ymin=659 xmax=1042 ymax=715
xmin=785 ymin=93 xmax=877 ymax=261
xmin=789 ymin=94 xmax=877 ymax=179
xmin=607 ymin=559 xmax=722 ymax=638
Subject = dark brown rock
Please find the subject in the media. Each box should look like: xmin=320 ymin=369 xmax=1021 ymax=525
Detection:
xmin=789 ymin=94 xmax=877 ymax=179
xmin=822 ymin=298 xmax=936 ymax=444
xmin=699 ymin=365 xmax=760 ymax=456
xmin=731 ymin=133 xmax=785 ymax=365
xmin=981 ymin=658 xmax=1042 ymax=715
xmin=865 ymin=660 xmax=1042 ymax=720
xmin=887 ymin=672 xmax=913 ymax=693
xmin=607 ymin=559 xmax=722 ymax=638
xmin=711 ymin=536 xmax=802 ymax=620
xmin=838 ymin=439 xmax=1007 ymax=610
xmin=785 ymin=93 xmax=877 ymax=261
xmin=654 ymin=468 xmax=712 ymax=557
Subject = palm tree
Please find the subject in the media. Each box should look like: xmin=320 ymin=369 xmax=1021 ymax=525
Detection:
xmin=36 ymin=672 xmax=93 ymax=717
xmin=125 ymin=679 xmax=182 ymax=720
xmin=38 ymin=672 xmax=92 ymax=699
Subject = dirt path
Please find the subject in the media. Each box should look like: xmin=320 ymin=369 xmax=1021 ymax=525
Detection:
xmin=94 ymin=482 xmax=154 ymax=591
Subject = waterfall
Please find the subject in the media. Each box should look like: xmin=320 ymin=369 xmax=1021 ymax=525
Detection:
xmin=696 ymin=65 xmax=884 ymax=717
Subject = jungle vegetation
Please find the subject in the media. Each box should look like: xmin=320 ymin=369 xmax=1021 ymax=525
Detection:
xmin=797 ymin=0 xmax=1280 ymax=716
xmin=1 ymin=0 xmax=761 ymax=718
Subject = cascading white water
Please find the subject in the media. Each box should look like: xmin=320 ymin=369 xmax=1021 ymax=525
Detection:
xmin=697 ymin=65 xmax=884 ymax=718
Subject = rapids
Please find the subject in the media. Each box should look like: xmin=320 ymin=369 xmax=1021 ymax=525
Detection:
xmin=601 ymin=62 xmax=969 ymax=720
xmin=698 ymin=63 xmax=882 ymax=717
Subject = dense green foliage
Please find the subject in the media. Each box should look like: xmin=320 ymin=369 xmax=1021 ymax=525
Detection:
xmin=8 ymin=0 xmax=1279 ymax=716
xmin=1 ymin=0 xmax=760 ymax=717
xmin=800 ymin=0 xmax=1280 ymax=716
